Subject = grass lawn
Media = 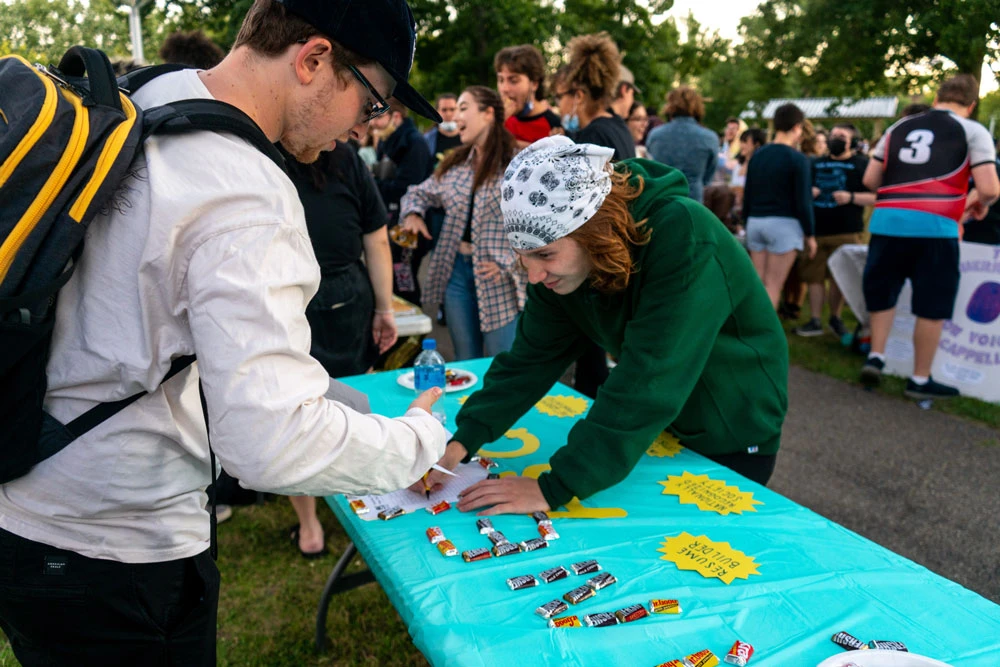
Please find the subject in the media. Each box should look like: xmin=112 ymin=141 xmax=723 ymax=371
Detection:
xmin=3 ymin=304 xmax=997 ymax=667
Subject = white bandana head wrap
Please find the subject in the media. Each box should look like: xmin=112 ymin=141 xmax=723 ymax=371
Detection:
xmin=501 ymin=136 xmax=615 ymax=250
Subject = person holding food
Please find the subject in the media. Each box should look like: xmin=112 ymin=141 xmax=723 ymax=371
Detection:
xmin=413 ymin=137 xmax=788 ymax=513
xmin=400 ymin=86 xmax=526 ymax=360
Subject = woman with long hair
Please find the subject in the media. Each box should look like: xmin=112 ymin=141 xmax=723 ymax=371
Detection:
xmin=412 ymin=137 xmax=788 ymax=514
xmin=400 ymin=86 xmax=525 ymax=359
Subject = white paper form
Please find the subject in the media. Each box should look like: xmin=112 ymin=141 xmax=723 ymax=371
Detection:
xmin=347 ymin=463 xmax=489 ymax=521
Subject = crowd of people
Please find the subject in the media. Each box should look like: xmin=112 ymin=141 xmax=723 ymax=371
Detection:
xmin=1 ymin=0 xmax=998 ymax=662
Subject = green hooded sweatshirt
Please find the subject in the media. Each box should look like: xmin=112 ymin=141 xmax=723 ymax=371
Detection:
xmin=452 ymin=159 xmax=788 ymax=510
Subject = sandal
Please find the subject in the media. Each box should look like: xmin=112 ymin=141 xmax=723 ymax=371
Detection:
xmin=288 ymin=523 xmax=328 ymax=560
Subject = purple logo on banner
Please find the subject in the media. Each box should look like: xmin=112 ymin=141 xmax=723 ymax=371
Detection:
xmin=966 ymin=281 xmax=1000 ymax=324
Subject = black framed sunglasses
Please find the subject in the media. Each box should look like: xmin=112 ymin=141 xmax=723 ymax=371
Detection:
xmin=347 ymin=64 xmax=391 ymax=122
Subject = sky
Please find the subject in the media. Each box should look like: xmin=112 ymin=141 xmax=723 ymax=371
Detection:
xmin=661 ymin=0 xmax=999 ymax=96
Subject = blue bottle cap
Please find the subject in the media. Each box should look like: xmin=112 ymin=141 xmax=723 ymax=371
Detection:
xmin=422 ymin=338 xmax=437 ymax=350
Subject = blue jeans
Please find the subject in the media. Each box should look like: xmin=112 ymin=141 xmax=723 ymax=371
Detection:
xmin=444 ymin=254 xmax=518 ymax=360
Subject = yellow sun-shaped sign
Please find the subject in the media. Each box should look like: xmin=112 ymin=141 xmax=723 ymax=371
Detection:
xmin=646 ymin=432 xmax=684 ymax=458
xmin=657 ymin=532 xmax=760 ymax=585
xmin=657 ymin=472 xmax=762 ymax=515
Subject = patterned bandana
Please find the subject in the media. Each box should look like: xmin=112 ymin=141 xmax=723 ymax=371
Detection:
xmin=501 ymin=136 xmax=615 ymax=250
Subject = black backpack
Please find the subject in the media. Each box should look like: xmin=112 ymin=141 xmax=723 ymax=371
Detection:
xmin=0 ymin=46 xmax=285 ymax=485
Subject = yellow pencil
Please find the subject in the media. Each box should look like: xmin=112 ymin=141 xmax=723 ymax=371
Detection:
xmin=422 ymin=472 xmax=432 ymax=499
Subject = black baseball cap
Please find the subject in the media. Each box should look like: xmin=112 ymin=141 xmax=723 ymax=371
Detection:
xmin=276 ymin=0 xmax=442 ymax=123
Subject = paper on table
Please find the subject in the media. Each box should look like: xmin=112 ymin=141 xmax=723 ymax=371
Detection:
xmin=347 ymin=463 xmax=489 ymax=521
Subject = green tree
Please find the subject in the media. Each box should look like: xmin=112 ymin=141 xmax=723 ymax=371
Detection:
xmin=738 ymin=0 xmax=1000 ymax=97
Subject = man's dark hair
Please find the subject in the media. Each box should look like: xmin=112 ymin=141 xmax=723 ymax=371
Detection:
xmin=901 ymin=103 xmax=931 ymax=117
xmin=233 ymin=0 xmax=374 ymax=85
xmin=158 ymin=30 xmax=225 ymax=69
xmin=725 ymin=116 xmax=740 ymax=126
xmin=436 ymin=93 xmax=457 ymax=106
xmin=773 ymin=103 xmax=805 ymax=132
xmin=740 ymin=127 xmax=767 ymax=147
xmin=832 ymin=122 xmax=858 ymax=137
xmin=494 ymin=44 xmax=548 ymax=101
xmin=937 ymin=74 xmax=979 ymax=107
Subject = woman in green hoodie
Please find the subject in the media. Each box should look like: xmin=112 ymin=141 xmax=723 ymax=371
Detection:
xmin=415 ymin=136 xmax=788 ymax=515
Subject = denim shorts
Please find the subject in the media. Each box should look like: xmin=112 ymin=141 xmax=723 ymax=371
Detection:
xmin=745 ymin=216 xmax=804 ymax=254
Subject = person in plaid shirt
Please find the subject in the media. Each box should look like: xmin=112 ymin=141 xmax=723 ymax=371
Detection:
xmin=401 ymin=86 xmax=526 ymax=359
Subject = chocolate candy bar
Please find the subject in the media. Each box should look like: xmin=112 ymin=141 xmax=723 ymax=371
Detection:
xmin=425 ymin=500 xmax=451 ymax=515
xmin=535 ymin=599 xmax=569 ymax=619
xmin=548 ymin=615 xmax=582 ymax=628
xmin=492 ymin=541 xmax=521 ymax=557
xmin=476 ymin=518 xmax=495 ymax=534
xmin=724 ymin=640 xmax=754 ymax=666
xmin=377 ymin=506 xmax=405 ymax=520
xmin=437 ymin=540 xmax=458 ymax=557
xmin=683 ymin=649 xmax=719 ymax=667
xmin=426 ymin=526 xmax=445 ymax=544
xmin=531 ymin=511 xmax=552 ymax=525
xmin=519 ymin=537 xmax=548 ymax=552
xmin=831 ymin=631 xmax=867 ymax=651
xmin=539 ymin=565 xmax=570 ymax=583
xmin=649 ymin=599 xmax=682 ymax=614
xmin=724 ymin=641 xmax=754 ymax=666
xmin=570 ymin=559 xmax=601 ymax=575
xmin=563 ymin=584 xmax=595 ymax=605
xmin=486 ymin=472 xmax=500 ymax=480
xmin=868 ymin=640 xmax=907 ymax=652
xmin=586 ymin=572 xmax=616 ymax=591
xmin=538 ymin=523 xmax=560 ymax=541
xmin=614 ymin=604 xmax=648 ymax=623
xmin=583 ymin=612 xmax=619 ymax=627
xmin=348 ymin=499 xmax=369 ymax=515
xmin=487 ymin=531 xmax=509 ymax=546
xmin=462 ymin=547 xmax=492 ymax=562
xmin=506 ymin=574 xmax=538 ymax=591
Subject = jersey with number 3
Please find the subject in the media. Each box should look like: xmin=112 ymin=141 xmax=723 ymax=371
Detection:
xmin=870 ymin=109 xmax=996 ymax=238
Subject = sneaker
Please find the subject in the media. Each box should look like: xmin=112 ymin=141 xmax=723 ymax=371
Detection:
xmin=829 ymin=315 xmax=849 ymax=339
xmin=794 ymin=318 xmax=824 ymax=337
xmin=904 ymin=376 xmax=959 ymax=400
xmin=860 ymin=356 xmax=885 ymax=387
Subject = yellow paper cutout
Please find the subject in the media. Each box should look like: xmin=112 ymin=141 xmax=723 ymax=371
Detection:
xmin=646 ymin=432 xmax=684 ymax=458
xmin=534 ymin=395 xmax=590 ymax=418
xmin=519 ymin=463 xmax=627 ymax=519
xmin=658 ymin=472 xmax=762 ymax=515
xmin=479 ymin=428 xmax=540 ymax=459
xmin=657 ymin=532 xmax=760 ymax=585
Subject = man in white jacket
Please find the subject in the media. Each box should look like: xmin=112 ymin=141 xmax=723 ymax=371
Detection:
xmin=0 ymin=0 xmax=446 ymax=664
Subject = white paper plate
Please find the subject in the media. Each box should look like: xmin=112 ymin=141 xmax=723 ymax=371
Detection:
xmin=817 ymin=650 xmax=953 ymax=667
xmin=396 ymin=370 xmax=478 ymax=393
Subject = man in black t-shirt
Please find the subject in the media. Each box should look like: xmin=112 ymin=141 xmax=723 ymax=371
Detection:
xmin=795 ymin=123 xmax=876 ymax=337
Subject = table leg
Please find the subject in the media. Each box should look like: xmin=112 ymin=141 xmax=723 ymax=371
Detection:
xmin=314 ymin=541 xmax=377 ymax=653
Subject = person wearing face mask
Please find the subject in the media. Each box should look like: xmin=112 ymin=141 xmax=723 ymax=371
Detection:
xmin=794 ymin=123 xmax=875 ymax=338
xmin=550 ymin=32 xmax=635 ymax=399
xmin=424 ymin=93 xmax=463 ymax=162
xmin=551 ymin=33 xmax=635 ymax=163
xmin=410 ymin=137 xmax=787 ymax=515
xmin=495 ymin=45 xmax=562 ymax=149
xmin=399 ymin=86 xmax=526 ymax=360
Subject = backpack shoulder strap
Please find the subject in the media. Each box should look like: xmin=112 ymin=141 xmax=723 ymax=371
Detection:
xmin=142 ymin=99 xmax=286 ymax=172
xmin=57 ymin=46 xmax=121 ymax=113
xmin=118 ymin=63 xmax=189 ymax=95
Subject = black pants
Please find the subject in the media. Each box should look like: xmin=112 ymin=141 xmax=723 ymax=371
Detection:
xmin=705 ymin=452 xmax=778 ymax=486
xmin=0 ymin=528 xmax=219 ymax=666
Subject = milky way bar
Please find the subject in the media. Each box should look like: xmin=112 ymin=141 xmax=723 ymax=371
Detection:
xmin=536 ymin=599 xmax=569 ymax=619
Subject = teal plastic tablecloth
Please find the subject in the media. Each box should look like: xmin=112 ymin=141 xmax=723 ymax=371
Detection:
xmin=325 ymin=358 xmax=1000 ymax=666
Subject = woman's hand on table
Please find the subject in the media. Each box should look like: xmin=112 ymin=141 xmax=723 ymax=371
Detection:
xmin=408 ymin=440 xmax=467 ymax=495
xmin=458 ymin=477 xmax=550 ymax=516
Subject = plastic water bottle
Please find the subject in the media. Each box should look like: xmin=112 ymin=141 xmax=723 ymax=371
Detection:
xmin=413 ymin=339 xmax=446 ymax=424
